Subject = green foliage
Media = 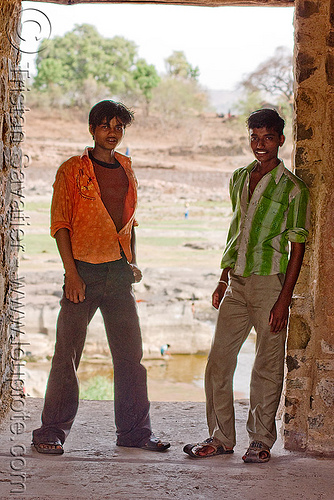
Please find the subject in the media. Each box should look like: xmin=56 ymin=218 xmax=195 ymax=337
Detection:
xmin=165 ymin=50 xmax=200 ymax=81
xmin=151 ymin=50 xmax=208 ymax=123
xmin=34 ymin=58 xmax=65 ymax=87
xmin=33 ymin=24 xmax=139 ymax=107
xmin=31 ymin=24 xmax=211 ymax=120
xmin=79 ymin=375 xmax=114 ymax=400
xmin=133 ymin=59 xmax=160 ymax=115
xmin=151 ymin=77 xmax=208 ymax=122
xmin=235 ymin=90 xmax=263 ymax=124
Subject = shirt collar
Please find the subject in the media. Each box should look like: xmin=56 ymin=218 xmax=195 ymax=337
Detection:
xmin=81 ymin=147 xmax=91 ymax=161
xmin=246 ymin=159 xmax=285 ymax=184
xmin=272 ymin=161 xmax=285 ymax=184
xmin=80 ymin=147 xmax=131 ymax=169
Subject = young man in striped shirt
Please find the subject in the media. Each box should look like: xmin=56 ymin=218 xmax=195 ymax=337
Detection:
xmin=184 ymin=108 xmax=310 ymax=463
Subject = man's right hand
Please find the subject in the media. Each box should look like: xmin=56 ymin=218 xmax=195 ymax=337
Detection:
xmin=64 ymin=271 xmax=86 ymax=303
xmin=212 ymin=282 xmax=227 ymax=309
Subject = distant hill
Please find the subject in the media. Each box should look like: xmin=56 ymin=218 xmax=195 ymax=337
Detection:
xmin=207 ymin=89 xmax=242 ymax=115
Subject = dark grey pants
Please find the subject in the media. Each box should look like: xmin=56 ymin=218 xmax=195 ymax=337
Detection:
xmin=33 ymin=257 xmax=152 ymax=447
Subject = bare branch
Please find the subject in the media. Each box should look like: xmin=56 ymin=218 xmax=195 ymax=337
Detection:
xmin=240 ymin=46 xmax=293 ymax=105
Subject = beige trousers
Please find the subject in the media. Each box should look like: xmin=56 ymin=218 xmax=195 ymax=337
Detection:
xmin=205 ymin=272 xmax=287 ymax=449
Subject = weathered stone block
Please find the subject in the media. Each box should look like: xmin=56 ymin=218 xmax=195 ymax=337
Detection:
xmin=287 ymin=315 xmax=311 ymax=349
xmin=297 ymin=1 xmax=321 ymax=19
xmin=317 ymin=378 xmax=334 ymax=407
xmin=286 ymin=376 xmax=309 ymax=390
xmin=308 ymin=414 xmax=324 ymax=428
xmin=295 ymin=52 xmax=317 ymax=83
xmin=326 ymin=52 xmax=334 ymax=85
xmin=285 ymin=396 xmax=300 ymax=407
xmin=283 ymin=429 xmax=307 ymax=451
xmin=294 ymin=167 xmax=316 ymax=187
xmin=286 ymin=354 xmax=301 ymax=372
xmin=330 ymin=0 xmax=334 ymax=26
xmin=316 ymin=359 xmax=334 ymax=371
xmin=297 ymin=123 xmax=314 ymax=140
xmin=327 ymin=30 xmax=334 ymax=47
xmin=321 ymin=339 xmax=334 ymax=354
xmin=295 ymin=146 xmax=308 ymax=166
xmin=284 ymin=412 xmax=295 ymax=424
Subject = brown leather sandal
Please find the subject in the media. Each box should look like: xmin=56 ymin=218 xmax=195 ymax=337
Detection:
xmin=32 ymin=439 xmax=64 ymax=455
xmin=140 ymin=436 xmax=170 ymax=452
xmin=183 ymin=437 xmax=234 ymax=458
xmin=242 ymin=441 xmax=271 ymax=463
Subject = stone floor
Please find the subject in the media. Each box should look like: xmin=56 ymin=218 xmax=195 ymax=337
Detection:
xmin=0 ymin=398 xmax=333 ymax=499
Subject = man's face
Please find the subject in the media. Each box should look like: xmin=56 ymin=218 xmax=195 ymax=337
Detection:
xmin=90 ymin=116 xmax=125 ymax=151
xmin=249 ymin=127 xmax=285 ymax=164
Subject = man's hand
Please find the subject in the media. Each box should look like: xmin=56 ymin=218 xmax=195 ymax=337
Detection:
xmin=130 ymin=263 xmax=143 ymax=283
xmin=64 ymin=271 xmax=86 ymax=303
xmin=269 ymin=295 xmax=290 ymax=333
xmin=212 ymin=282 xmax=227 ymax=310
xmin=269 ymin=242 xmax=306 ymax=333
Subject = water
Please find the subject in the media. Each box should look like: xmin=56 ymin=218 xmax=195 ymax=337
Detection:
xmin=77 ymin=333 xmax=255 ymax=402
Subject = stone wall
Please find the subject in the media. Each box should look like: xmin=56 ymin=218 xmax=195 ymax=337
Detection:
xmin=284 ymin=0 xmax=334 ymax=456
xmin=0 ymin=0 xmax=332 ymax=455
xmin=0 ymin=0 xmax=23 ymax=420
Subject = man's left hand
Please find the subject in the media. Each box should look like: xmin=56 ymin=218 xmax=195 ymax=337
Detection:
xmin=130 ymin=263 xmax=143 ymax=283
xmin=269 ymin=296 xmax=290 ymax=333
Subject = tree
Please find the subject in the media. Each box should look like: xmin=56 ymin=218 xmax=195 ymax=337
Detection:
xmin=33 ymin=24 xmax=139 ymax=106
xmin=235 ymin=90 xmax=263 ymax=121
xmin=240 ymin=46 xmax=293 ymax=107
xmin=151 ymin=77 xmax=208 ymax=123
xmin=165 ymin=51 xmax=200 ymax=81
xmin=150 ymin=50 xmax=208 ymax=123
xmin=133 ymin=59 xmax=160 ymax=116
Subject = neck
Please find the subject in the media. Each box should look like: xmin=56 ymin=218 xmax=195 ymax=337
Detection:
xmin=91 ymin=146 xmax=116 ymax=164
xmin=255 ymin=157 xmax=280 ymax=175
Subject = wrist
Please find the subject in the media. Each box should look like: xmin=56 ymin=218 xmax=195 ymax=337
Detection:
xmin=64 ymin=266 xmax=78 ymax=276
xmin=278 ymin=291 xmax=293 ymax=305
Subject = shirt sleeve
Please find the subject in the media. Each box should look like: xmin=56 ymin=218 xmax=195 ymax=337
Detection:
xmin=285 ymin=185 xmax=310 ymax=243
xmin=50 ymin=166 xmax=75 ymax=238
xmin=220 ymin=171 xmax=241 ymax=269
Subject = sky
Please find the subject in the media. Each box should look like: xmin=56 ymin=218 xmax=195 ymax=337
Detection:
xmin=21 ymin=1 xmax=294 ymax=91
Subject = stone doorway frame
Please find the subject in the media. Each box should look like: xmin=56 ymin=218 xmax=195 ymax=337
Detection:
xmin=1 ymin=0 xmax=333 ymax=456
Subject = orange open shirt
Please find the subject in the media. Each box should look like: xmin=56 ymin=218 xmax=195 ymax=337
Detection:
xmin=51 ymin=148 xmax=138 ymax=264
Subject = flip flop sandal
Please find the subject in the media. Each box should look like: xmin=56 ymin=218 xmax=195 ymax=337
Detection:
xmin=242 ymin=441 xmax=271 ymax=463
xmin=183 ymin=437 xmax=234 ymax=458
xmin=140 ymin=436 xmax=170 ymax=452
xmin=32 ymin=439 xmax=64 ymax=455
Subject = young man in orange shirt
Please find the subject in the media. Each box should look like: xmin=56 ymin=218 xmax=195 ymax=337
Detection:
xmin=32 ymin=100 xmax=170 ymax=455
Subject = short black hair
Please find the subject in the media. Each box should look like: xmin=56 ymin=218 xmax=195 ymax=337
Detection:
xmin=247 ymin=108 xmax=285 ymax=136
xmin=89 ymin=100 xmax=134 ymax=132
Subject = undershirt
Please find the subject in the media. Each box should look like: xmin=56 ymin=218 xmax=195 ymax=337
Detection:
xmin=89 ymin=151 xmax=129 ymax=232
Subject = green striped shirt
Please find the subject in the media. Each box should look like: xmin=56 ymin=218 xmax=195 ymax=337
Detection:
xmin=221 ymin=160 xmax=310 ymax=276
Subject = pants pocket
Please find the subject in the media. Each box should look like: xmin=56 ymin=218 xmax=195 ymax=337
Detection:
xmin=277 ymin=273 xmax=285 ymax=287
